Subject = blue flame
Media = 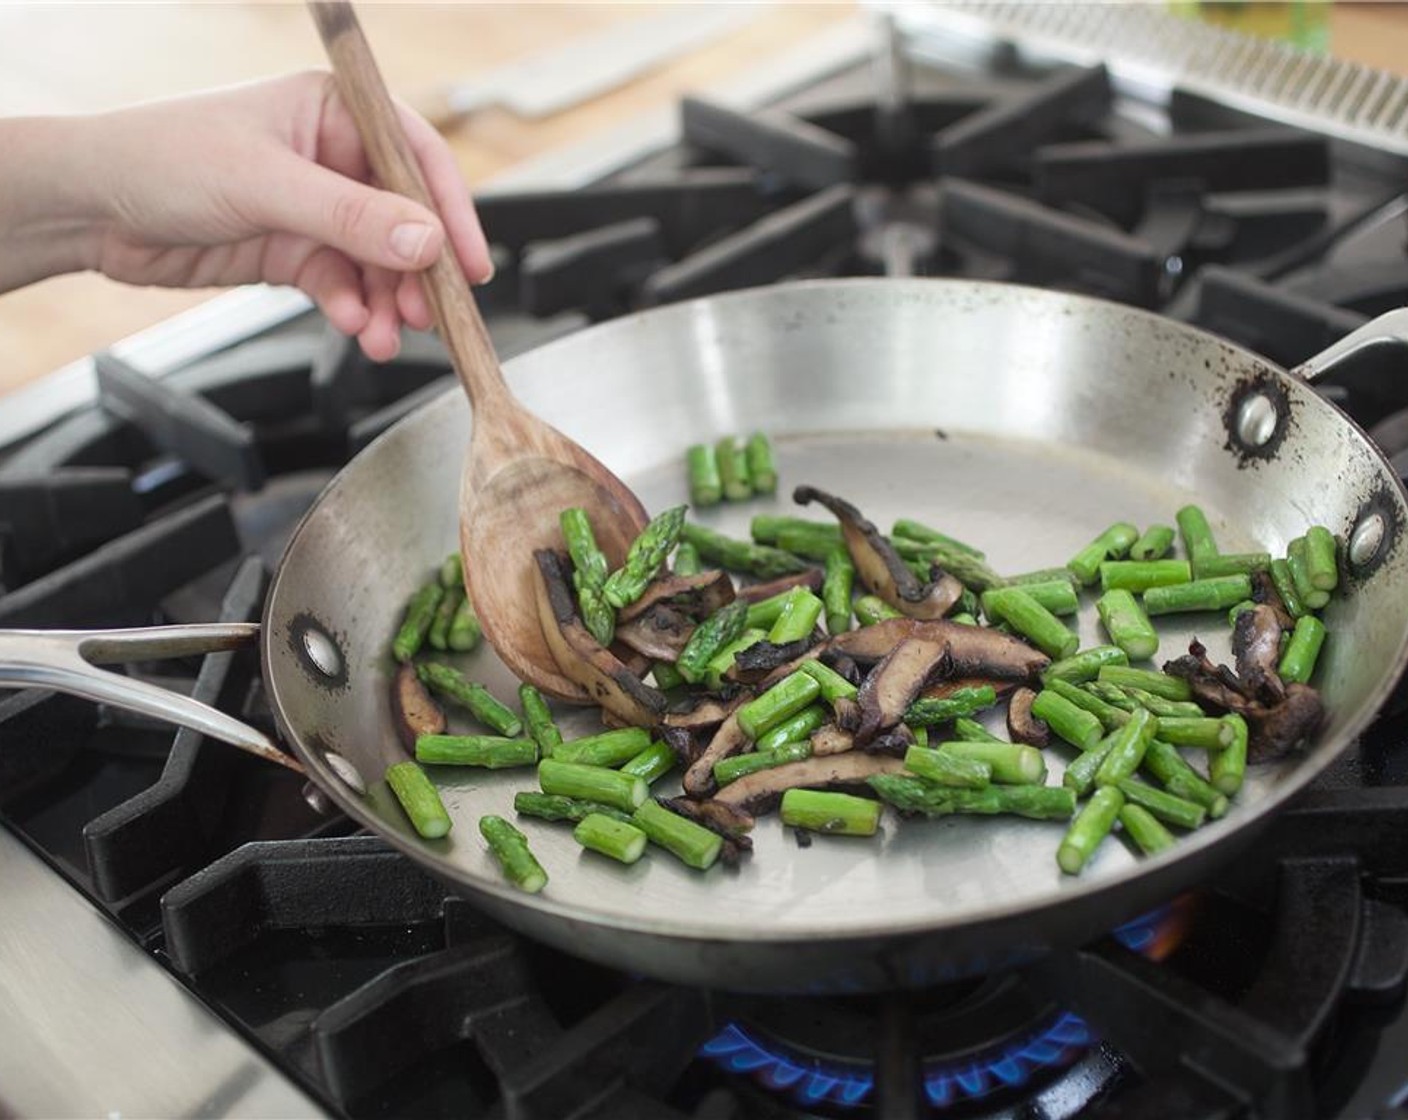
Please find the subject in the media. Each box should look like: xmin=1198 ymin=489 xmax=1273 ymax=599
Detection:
xmin=701 ymin=905 xmax=1172 ymax=1110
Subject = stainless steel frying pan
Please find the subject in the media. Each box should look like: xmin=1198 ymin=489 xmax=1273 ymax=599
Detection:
xmin=6 ymin=278 xmax=1408 ymax=994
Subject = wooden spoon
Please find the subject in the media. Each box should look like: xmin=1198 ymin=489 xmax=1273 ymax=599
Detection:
xmin=310 ymin=2 xmax=648 ymax=700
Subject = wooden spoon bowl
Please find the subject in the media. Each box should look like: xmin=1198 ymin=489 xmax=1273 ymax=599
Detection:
xmin=311 ymin=1 xmax=648 ymax=699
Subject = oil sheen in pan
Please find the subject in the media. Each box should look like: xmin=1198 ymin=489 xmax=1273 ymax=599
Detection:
xmin=396 ymin=427 xmax=1280 ymax=937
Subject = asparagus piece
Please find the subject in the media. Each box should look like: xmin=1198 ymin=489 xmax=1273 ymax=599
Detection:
xmin=777 ymin=526 xmax=840 ymax=563
xmin=1210 ymin=713 xmax=1248 ymax=797
xmin=686 ymin=444 xmax=723 ymax=508
xmin=982 ymin=586 xmax=1078 ymax=659
xmin=574 ymin=813 xmax=648 ymax=865
xmin=703 ymin=627 xmax=767 ymax=690
xmin=417 ymin=663 xmax=524 ymax=736
xmin=1194 ymin=552 xmax=1272 ymax=579
xmin=539 ymin=759 xmax=647 ymax=812
xmin=1142 ymin=739 xmax=1229 ymax=818
xmin=416 ymin=734 xmax=538 ymax=769
xmin=891 ymin=539 xmax=1006 ymax=592
xmin=1096 ymin=589 xmax=1159 ymax=660
xmin=480 ymin=815 xmax=547 ymax=893
xmin=1120 ymin=687 xmax=1205 ymax=719
xmin=1119 ymin=803 xmax=1175 ymax=857
xmin=1086 ymin=681 xmax=1137 ymax=712
xmin=633 ymin=799 xmax=723 ymax=869
xmin=1007 ymin=567 xmax=1079 ymax=588
xmin=519 ymin=683 xmax=563 ymax=759
xmin=903 ymin=745 xmax=992 ymax=789
xmin=1176 ymin=504 xmax=1219 ymax=567
xmin=440 ymin=552 xmax=464 ymax=589
xmin=1094 ymin=706 xmax=1157 ymax=787
xmin=673 ymin=540 xmax=703 ymax=576
xmin=750 ymin=515 xmax=839 ymax=545
xmin=653 ymin=661 xmax=686 ymax=690
xmin=768 ymin=587 xmax=824 ymax=644
xmin=1143 ymin=574 xmax=1253 ymax=616
xmin=952 ymin=716 xmax=1002 ymax=742
xmin=1156 ymin=716 xmax=1235 ymax=750
xmin=1269 ymin=557 xmax=1307 ymax=619
xmin=553 ymin=727 xmax=653 ymax=768
xmin=1287 ymin=536 xmax=1330 ymax=609
xmin=1042 ymin=645 xmax=1129 ymax=686
xmin=854 ymin=594 xmax=903 ymax=625
xmin=905 ymin=685 xmax=999 ymax=727
xmin=987 ymin=579 xmax=1077 ymax=617
xmin=385 ymin=761 xmax=453 ymax=839
xmin=1097 ymin=665 xmax=1192 ymax=702
xmin=604 ymin=505 xmax=688 ymax=609
xmin=756 ymin=704 xmax=830 ymax=751
xmin=428 ymin=585 xmax=465 ymax=651
xmin=870 ymin=775 xmax=1076 ymax=820
xmin=1047 ymin=678 xmax=1130 ymax=731
xmin=1115 ymin=778 xmax=1206 ymax=830
xmin=715 ymin=437 xmax=752 ymax=502
xmin=561 ymin=507 xmax=615 ymax=646
xmin=714 ymin=740 xmax=813 ymax=786
xmin=822 ymin=547 xmax=855 ymax=635
xmin=744 ymin=588 xmax=795 ymax=629
xmin=1279 ymin=615 xmax=1327 ymax=685
xmin=1304 ymin=525 xmax=1339 ymax=592
xmin=737 ymin=671 xmax=822 ymax=739
xmin=392 ymin=582 xmax=444 ymax=663
xmin=1068 ymin=522 xmax=1139 ymax=586
xmin=620 ymin=740 xmax=677 ymax=785
xmin=1030 ymin=689 xmax=1103 ymax=751
xmin=1063 ymin=732 xmax=1119 ymax=798
xmin=514 ymin=791 xmax=633 ymax=825
xmin=676 ymin=600 xmax=749 ymax=684
xmin=891 ymin=518 xmax=985 ymax=558
xmin=781 ymin=789 xmax=882 ymax=836
xmin=1057 ymin=786 xmax=1125 ymax=875
xmin=745 ymin=432 xmax=778 ymax=495
xmin=680 ymin=524 xmax=808 ymax=579
xmin=1098 ymin=559 xmax=1192 ymax=593
xmin=939 ymin=739 xmax=1046 ymax=784
xmin=1129 ymin=524 xmax=1175 ymax=562
xmin=800 ymin=660 xmax=859 ymax=704
xmin=448 ymin=596 xmax=482 ymax=652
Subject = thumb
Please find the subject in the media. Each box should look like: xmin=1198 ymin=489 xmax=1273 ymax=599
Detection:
xmin=255 ymin=154 xmax=446 ymax=270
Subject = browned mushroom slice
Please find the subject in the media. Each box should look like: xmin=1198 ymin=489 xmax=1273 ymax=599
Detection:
xmin=833 ymin=696 xmax=862 ymax=732
xmin=1248 ymin=683 xmax=1324 ymax=762
xmin=1232 ymin=604 xmax=1286 ymax=705
xmin=682 ymin=710 xmax=750 ymax=798
xmin=390 ymin=663 xmax=445 ymax=750
xmin=1006 ymin=687 xmax=1050 ymax=747
xmin=859 ymin=724 xmax=916 ymax=757
xmin=793 ymin=485 xmax=959 ymax=620
xmin=1249 ymin=569 xmax=1296 ymax=631
xmin=728 ymin=637 xmax=819 ymax=684
xmin=659 ymin=725 xmax=705 ymax=768
xmin=735 ymin=568 xmax=825 ymax=603
xmin=1164 ymin=639 xmax=1252 ymax=713
xmin=830 ymin=619 xmax=1048 ymax=681
xmin=855 ymin=636 xmax=950 ymax=745
xmin=534 ymin=550 xmax=668 ymax=727
xmin=663 ymin=695 xmax=739 ymax=733
xmin=614 ymin=603 xmax=695 ymax=662
xmin=617 ymin=569 xmax=736 ymax=623
xmin=711 ymin=753 xmax=906 ymax=815
xmin=810 ymin=724 xmax=855 ymax=756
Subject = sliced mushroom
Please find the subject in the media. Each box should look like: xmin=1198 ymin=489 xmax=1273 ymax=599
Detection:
xmin=1248 ymin=683 xmax=1324 ymax=762
xmin=810 ymin=724 xmax=855 ymax=756
xmin=711 ymin=753 xmax=906 ymax=815
xmin=617 ymin=569 xmax=736 ymax=624
xmin=860 ymin=724 xmax=916 ymax=757
xmin=663 ymin=695 xmax=738 ymax=732
xmin=391 ymin=663 xmax=445 ymax=750
xmin=735 ymin=568 xmax=825 ymax=603
xmin=1164 ymin=639 xmax=1252 ymax=712
xmin=1232 ymin=604 xmax=1286 ymax=705
xmin=834 ymin=696 xmax=862 ymax=732
xmin=830 ymin=619 xmax=1048 ymax=681
xmin=728 ymin=636 xmax=819 ymax=684
xmin=614 ymin=603 xmax=695 ymax=661
xmin=534 ymin=550 xmax=667 ymax=727
xmin=793 ymin=486 xmax=960 ymax=619
xmin=659 ymin=725 xmax=705 ymax=769
xmin=1250 ymin=569 xmax=1296 ymax=631
xmin=1006 ymin=686 xmax=1050 ymax=748
xmin=819 ymin=650 xmax=862 ymax=687
xmin=682 ymin=710 xmax=750 ymax=798
xmin=855 ymin=636 xmax=950 ymax=745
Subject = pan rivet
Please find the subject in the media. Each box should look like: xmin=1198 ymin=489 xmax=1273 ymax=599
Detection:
xmin=323 ymin=751 xmax=367 ymax=795
xmin=302 ymin=781 xmax=336 ymax=816
xmin=302 ymin=627 xmax=342 ymax=678
xmin=1236 ymin=393 xmax=1279 ymax=448
xmin=1350 ymin=513 xmax=1387 ymax=569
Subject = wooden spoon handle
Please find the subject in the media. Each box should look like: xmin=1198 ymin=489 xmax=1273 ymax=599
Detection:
xmin=308 ymin=1 xmax=510 ymax=413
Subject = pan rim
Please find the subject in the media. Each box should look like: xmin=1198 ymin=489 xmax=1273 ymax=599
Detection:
xmin=263 ymin=275 xmax=1408 ymax=946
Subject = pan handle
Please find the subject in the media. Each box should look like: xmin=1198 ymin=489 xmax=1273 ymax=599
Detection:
xmin=1292 ymin=307 xmax=1408 ymax=384
xmin=0 ymin=624 xmax=304 ymax=773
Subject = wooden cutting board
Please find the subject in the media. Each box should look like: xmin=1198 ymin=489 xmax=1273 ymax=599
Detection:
xmin=0 ymin=2 xmax=1403 ymax=399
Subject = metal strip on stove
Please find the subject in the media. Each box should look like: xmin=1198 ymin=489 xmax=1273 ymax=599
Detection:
xmin=882 ymin=0 xmax=1408 ymax=158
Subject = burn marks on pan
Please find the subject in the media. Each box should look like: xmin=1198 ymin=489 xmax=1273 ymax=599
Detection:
xmin=288 ymin=611 xmax=350 ymax=692
xmin=1222 ymin=371 xmax=1294 ymax=465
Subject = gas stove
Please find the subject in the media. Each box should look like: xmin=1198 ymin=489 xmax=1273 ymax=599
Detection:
xmin=5 ymin=8 xmax=1408 ymax=1119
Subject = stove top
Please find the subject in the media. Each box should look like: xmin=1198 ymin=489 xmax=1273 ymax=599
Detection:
xmin=4 ymin=10 xmax=1408 ymax=1119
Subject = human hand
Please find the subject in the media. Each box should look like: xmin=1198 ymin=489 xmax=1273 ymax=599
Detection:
xmin=0 ymin=71 xmax=491 ymax=361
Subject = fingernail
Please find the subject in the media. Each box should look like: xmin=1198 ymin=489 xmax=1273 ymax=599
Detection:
xmin=476 ymin=260 xmax=496 ymax=286
xmin=389 ymin=222 xmax=434 ymax=264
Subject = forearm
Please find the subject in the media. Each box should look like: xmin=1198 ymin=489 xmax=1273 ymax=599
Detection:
xmin=0 ymin=115 xmax=106 ymax=292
